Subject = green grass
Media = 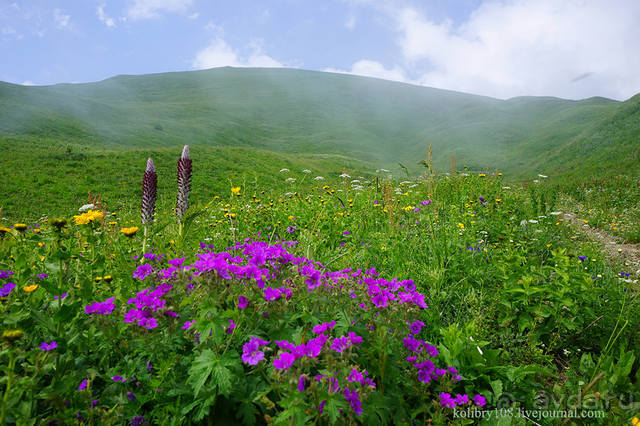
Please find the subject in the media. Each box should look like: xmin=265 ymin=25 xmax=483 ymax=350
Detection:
xmin=1 ymin=67 xmax=638 ymax=179
xmin=0 ymin=171 xmax=638 ymax=424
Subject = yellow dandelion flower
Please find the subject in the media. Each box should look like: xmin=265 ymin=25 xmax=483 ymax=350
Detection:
xmin=495 ymin=198 xmax=502 ymax=203
xmin=120 ymin=227 xmax=139 ymax=237
xmin=23 ymin=284 xmax=38 ymax=292
xmin=457 ymin=223 xmax=465 ymax=229
xmin=13 ymin=223 xmax=27 ymax=231
xmin=582 ymin=219 xmax=589 ymax=224
xmin=74 ymin=210 xmax=104 ymax=225
xmin=498 ymin=172 xmax=503 ymax=176
xmin=231 ymin=187 xmax=241 ymax=195
xmin=33 ymin=228 xmax=40 ymax=234
xmin=288 ymin=215 xmax=295 ymax=221
xmin=40 ymin=256 xmax=45 ymax=262
xmin=0 ymin=226 xmax=12 ymax=234
xmin=478 ymin=173 xmax=486 ymax=177
xmin=2 ymin=329 xmax=24 ymax=343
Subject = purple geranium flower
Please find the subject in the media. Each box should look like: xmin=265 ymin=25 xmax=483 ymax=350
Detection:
xmin=273 ymin=352 xmax=295 ymax=370
xmin=242 ymin=336 xmax=270 ymax=365
xmin=133 ymin=263 xmax=154 ymax=280
xmin=181 ymin=320 xmax=195 ymax=330
xmin=85 ymin=297 xmax=116 ymax=315
xmin=112 ymin=376 xmax=126 ymax=382
xmin=408 ymin=320 xmax=425 ymax=335
xmin=39 ymin=341 xmax=57 ymax=351
xmin=238 ymin=295 xmax=248 ymax=309
xmin=0 ymin=282 xmax=16 ymax=297
xmin=78 ymin=379 xmax=88 ymax=391
xmin=473 ymin=394 xmax=487 ymax=407
xmin=331 ymin=336 xmax=352 ymax=353
xmin=297 ymin=374 xmax=306 ymax=392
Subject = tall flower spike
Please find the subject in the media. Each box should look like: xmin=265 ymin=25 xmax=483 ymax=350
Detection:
xmin=176 ymin=145 xmax=192 ymax=222
xmin=142 ymin=158 xmax=157 ymax=224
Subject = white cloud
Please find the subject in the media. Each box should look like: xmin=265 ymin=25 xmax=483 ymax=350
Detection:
xmin=325 ymin=60 xmax=408 ymax=83
xmin=187 ymin=12 xmax=199 ymax=20
xmin=391 ymin=0 xmax=640 ymax=100
xmin=21 ymin=80 xmax=35 ymax=86
xmin=97 ymin=4 xmax=115 ymax=28
xmin=126 ymin=0 xmax=192 ymax=20
xmin=53 ymin=8 xmax=70 ymax=29
xmin=192 ymin=38 xmax=283 ymax=69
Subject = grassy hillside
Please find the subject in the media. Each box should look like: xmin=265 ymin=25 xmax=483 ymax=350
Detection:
xmin=0 ymin=137 xmax=371 ymax=221
xmin=0 ymin=67 xmax=634 ymax=177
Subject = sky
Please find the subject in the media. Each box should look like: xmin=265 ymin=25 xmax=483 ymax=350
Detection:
xmin=1 ymin=0 xmax=639 ymax=100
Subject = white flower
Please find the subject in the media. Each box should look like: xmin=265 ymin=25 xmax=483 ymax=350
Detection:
xmin=502 ymin=186 xmax=511 ymax=189
xmin=352 ymin=185 xmax=364 ymax=191
xmin=399 ymin=181 xmax=411 ymax=185
xmin=533 ymin=179 xmax=540 ymax=183
xmin=538 ymin=174 xmax=548 ymax=178
xmin=285 ymin=177 xmax=296 ymax=183
xmin=302 ymin=169 xmax=311 ymax=173
xmin=279 ymin=168 xmax=290 ymax=173
xmin=528 ymin=219 xmax=539 ymax=224
xmin=351 ymin=179 xmax=361 ymax=183
xmin=520 ymin=220 xmax=528 ymax=226
xmin=79 ymin=203 xmax=95 ymax=212
xmin=550 ymin=211 xmax=562 ymax=216
xmin=283 ymin=192 xmax=294 ymax=197
xmin=339 ymin=173 xmax=351 ymax=178
xmin=538 ymin=215 xmax=547 ymax=219
xmin=313 ymin=176 xmax=325 ymax=181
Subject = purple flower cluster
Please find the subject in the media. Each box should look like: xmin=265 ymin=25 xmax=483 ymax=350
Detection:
xmin=439 ymin=392 xmax=486 ymax=408
xmin=39 ymin=341 xmax=58 ymax=351
xmin=85 ymin=297 xmax=116 ymax=315
xmin=331 ymin=333 xmax=363 ymax=353
xmin=0 ymin=270 xmax=14 ymax=279
xmin=133 ymin=263 xmax=155 ymax=281
xmin=0 ymin=282 xmax=16 ymax=297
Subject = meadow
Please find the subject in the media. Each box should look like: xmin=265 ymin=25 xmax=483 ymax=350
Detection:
xmin=1 ymin=146 xmax=638 ymax=425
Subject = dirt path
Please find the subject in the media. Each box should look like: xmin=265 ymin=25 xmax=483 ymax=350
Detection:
xmin=563 ymin=212 xmax=640 ymax=275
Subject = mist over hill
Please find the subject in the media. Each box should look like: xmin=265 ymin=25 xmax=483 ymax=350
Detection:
xmin=0 ymin=67 xmax=638 ymax=177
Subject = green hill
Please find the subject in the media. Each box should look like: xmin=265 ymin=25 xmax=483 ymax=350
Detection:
xmin=1 ymin=67 xmax=636 ymax=178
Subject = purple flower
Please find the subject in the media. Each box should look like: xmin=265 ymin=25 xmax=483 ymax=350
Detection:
xmin=347 ymin=369 xmax=364 ymax=383
xmin=297 ymin=374 xmax=306 ymax=392
xmin=163 ymin=310 xmax=179 ymax=318
xmin=92 ymin=399 xmax=98 ymax=408
xmin=130 ymin=415 xmax=147 ymax=426
xmin=37 ymin=273 xmax=49 ymax=279
xmin=455 ymin=394 xmax=469 ymax=405
xmin=403 ymin=336 xmax=423 ymax=353
xmin=39 ymin=341 xmax=57 ymax=351
xmin=273 ymin=352 xmax=296 ymax=370
xmin=312 ymin=321 xmax=336 ymax=334
xmin=439 ymin=392 xmax=456 ymax=408
xmin=127 ymin=391 xmax=136 ymax=401
xmin=133 ymin=263 xmax=154 ymax=281
xmin=225 ymin=319 xmax=236 ymax=334
xmin=54 ymin=293 xmax=67 ymax=300
xmin=473 ymin=394 xmax=487 ymax=407
xmin=263 ymin=287 xmax=281 ymax=301
xmin=286 ymin=226 xmax=297 ymax=234
xmin=408 ymin=320 xmax=425 ymax=335
xmin=242 ymin=337 xmax=270 ymax=365
xmin=142 ymin=158 xmax=157 ymax=224
xmin=348 ymin=332 xmax=363 ymax=344
xmin=0 ymin=282 xmax=16 ymax=297
xmin=330 ymin=336 xmax=352 ymax=353
xmin=78 ymin=379 xmax=88 ymax=391
xmin=578 ymin=256 xmax=587 ymax=261
xmin=168 ymin=257 xmax=186 ymax=267
xmin=85 ymin=297 xmax=116 ymax=315
xmin=238 ymin=295 xmax=248 ymax=309
xmin=181 ymin=320 xmax=195 ymax=330
xmin=421 ymin=200 xmax=432 ymax=205
xmin=305 ymin=334 xmax=327 ymax=357
xmin=318 ymin=401 xmax=326 ymax=414
xmin=343 ymin=387 xmax=363 ymax=416
xmin=343 ymin=230 xmax=351 ymax=236
xmin=0 ymin=270 xmax=14 ymax=279
xmin=112 ymin=376 xmax=126 ymax=383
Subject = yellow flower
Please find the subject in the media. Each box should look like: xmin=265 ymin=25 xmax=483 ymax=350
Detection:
xmin=1 ymin=329 xmax=24 ymax=343
xmin=582 ymin=219 xmax=589 ymax=224
xmin=498 ymin=172 xmax=503 ymax=176
xmin=288 ymin=215 xmax=295 ymax=221
xmin=231 ymin=187 xmax=241 ymax=195
xmin=120 ymin=227 xmax=139 ymax=237
xmin=109 ymin=221 xmax=118 ymax=226
xmin=74 ymin=210 xmax=103 ymax=225
xmin=23 ymin=284 xmax=38 ymax=292
xmin=495 ymin=198 xmax=502 ymax=203
xmin=478 ymin=173 xmax=486 ymax=178
xmin=103 ymin=275 xmax=113 ymax=283
xmin=94 ymin=276 xmax=102 ymax=283
xmin=33 ymin=228 xmax=40 ymax=234
xmin=13 ymin=223 xmax=27 ymax=231
xmin=457 ymin=223 xmax=465 ymax=229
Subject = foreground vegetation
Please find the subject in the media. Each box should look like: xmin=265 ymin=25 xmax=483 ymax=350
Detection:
xmin=1 ymin=152 xmax=638 ymax=424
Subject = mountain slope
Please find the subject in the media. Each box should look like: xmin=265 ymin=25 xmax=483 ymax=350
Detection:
xmin=0 ymin=67 xmax=633 ymax=176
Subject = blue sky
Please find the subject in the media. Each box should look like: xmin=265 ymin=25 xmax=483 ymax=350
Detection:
xmin=1 ymin=0 xmax=639 ymax=100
